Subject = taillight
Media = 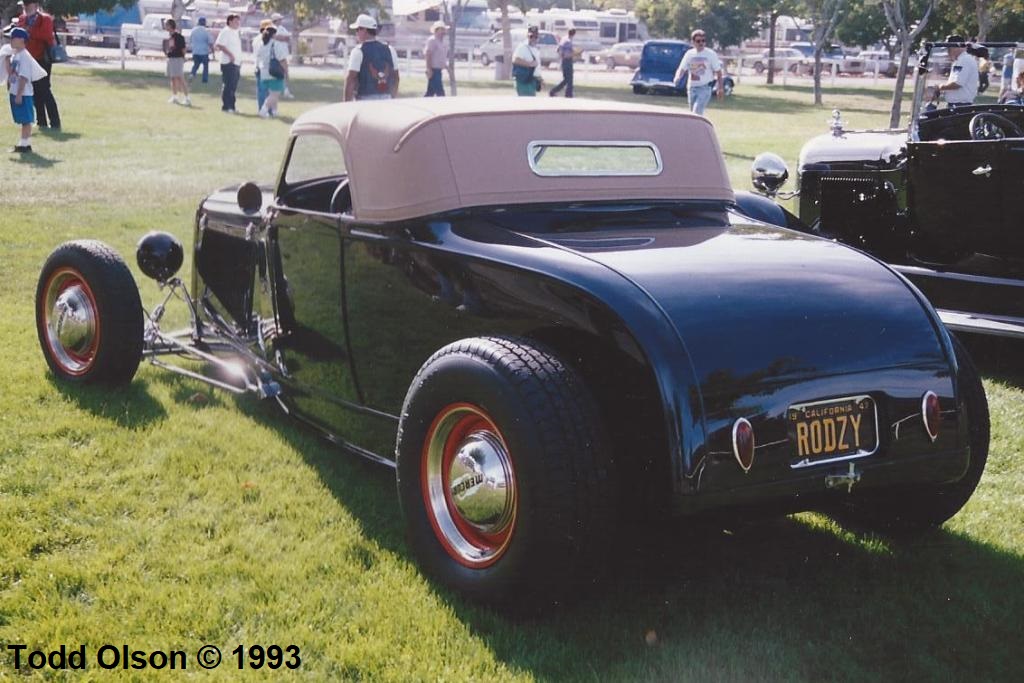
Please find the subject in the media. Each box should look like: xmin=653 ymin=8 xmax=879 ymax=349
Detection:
xmin=732 ymin=418 xmax=755 ymax=473
xmin=922 ymin=391 xmax=940 ymax=442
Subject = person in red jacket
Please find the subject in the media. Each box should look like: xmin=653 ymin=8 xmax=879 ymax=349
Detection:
xmin=16 ymin=0 xmax=60 ymax=129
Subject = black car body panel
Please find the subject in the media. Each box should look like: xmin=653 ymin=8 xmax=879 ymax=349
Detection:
xmin=189 ymin=187 xmax=967 ymax=517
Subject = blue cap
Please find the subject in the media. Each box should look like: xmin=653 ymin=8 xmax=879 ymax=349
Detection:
xmin=10 ymin=27 xmax=29 ymax=40
xmin=198 ymin=16 xmax=206 ymax=25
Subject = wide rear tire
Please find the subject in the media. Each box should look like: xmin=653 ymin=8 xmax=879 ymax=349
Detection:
xmin=36 ymin=240 xmax=144 ymax=385
xmin=396 ymin=336 xmax=613 ymax=607
xmin=833 ymin=335 xmax=989 ymax=534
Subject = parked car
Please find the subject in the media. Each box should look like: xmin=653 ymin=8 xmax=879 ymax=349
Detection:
xmin=121 ymin=13 xmax=193 ymax=55
xmin=751 ymin=40 xmax=1024 ymax=340
xmin=594 ymin=40 xmax=644 ymax=69
xmin=630 ymin=40 xmax=735 ymax=97
xmin=475 ymin=29 xmax=558 ymax=67
xmin=37 ymin=97 xmax=988 ymax=608
xmin=749 ymin=47 xmax=806 ymax=74
xmin=858 ymin=49 xmax=900 ymax=77
xmin=789 ymin=42 xmax=864 ymax=74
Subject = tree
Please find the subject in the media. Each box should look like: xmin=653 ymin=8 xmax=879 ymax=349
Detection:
xmin=835 ymin=0 xmax=890 ymax=50
xmin=263 ymin=1 xmax=381 ymax=33
xmin=880 ymin=0 xmax=936 ymax=127
xmin=742 ymin=1 xmax=799 ymax=85
xmin=635 ymin=0 xmax=762 ymax=48
xmin=7 ymin=0 xmax=135 ymax=19
xmin=488 ymin=0 xmax=512 ymax=80
xmin=801 ymin=0 xmax=848 ymax=105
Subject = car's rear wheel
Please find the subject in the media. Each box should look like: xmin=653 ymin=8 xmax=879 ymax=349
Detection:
xmin=605 ymin=57 xmax=616 ymax=70
xmin=125 ymin=36 xmax=137 ymax=55
xmin=753 ymin=62 xmax=765 ymax=74
xmin=833 ymin=335 xmax=989 ymax=534
xmin=396 ymin=336 xmax=613 ymax=607
xmin=632 ymin=84 xmax=646 ymax=95
xmin=480 ymin=52 xmax=491 ymax=67
xmin=36 ymin=240 xmax=143 ymax=385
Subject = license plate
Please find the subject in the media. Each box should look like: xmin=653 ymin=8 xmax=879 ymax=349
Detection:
xmin=788 ymin=395 xmax=878 ymax=466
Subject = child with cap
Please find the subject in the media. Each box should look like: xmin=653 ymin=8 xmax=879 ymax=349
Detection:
xmin=2 ymin=25 xmax=47 ymax=153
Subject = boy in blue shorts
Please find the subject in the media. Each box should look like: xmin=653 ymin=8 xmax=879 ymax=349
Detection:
xmin=2 ymin=26 xmax=45 ymax=153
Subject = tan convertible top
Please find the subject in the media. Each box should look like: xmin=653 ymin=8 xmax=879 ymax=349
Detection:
xmin=290 ymin=97 xmax=733 ymax=222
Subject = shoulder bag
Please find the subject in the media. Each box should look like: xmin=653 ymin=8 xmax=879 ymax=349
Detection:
xmin=268 ymin=44 xmax=285 ymax=79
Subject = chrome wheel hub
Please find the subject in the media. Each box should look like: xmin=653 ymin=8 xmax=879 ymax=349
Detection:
xmin=448 ymin=431 xmax=514 ymax=533
xmin=44 ymin=271 xmax=98 ymax=374
xmin=423 ymin=404 xmax=517 ymax=567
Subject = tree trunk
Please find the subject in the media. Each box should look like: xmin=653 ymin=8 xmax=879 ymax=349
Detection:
xmin=500 ymin=6 xmax=511 ymax=80
xmin=975 ymin=1 xmax=991 ymax=42
xmin=813 ymin=52 xmax=823 ymax=105
xmin=766 ymin=11 xmax=778 ymax=85
xmin=888 ymin=38 xmax=911 ymax=128
xmin=170 ymin=0 xmax=186 ymax=24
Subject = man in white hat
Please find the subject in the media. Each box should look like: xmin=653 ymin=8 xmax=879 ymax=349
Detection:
xmin=423 ymin=20 xmax=448 ymax=97
xmin=344 ymin=14 xmax=399 ymax=101
xmin=270 ymin=12 xmax=294 ymax=98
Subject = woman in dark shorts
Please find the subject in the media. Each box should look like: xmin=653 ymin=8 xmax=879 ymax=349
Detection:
xmin=164 ymin=19 xmax=190 ymax=106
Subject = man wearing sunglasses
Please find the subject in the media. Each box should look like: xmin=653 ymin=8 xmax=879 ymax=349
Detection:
xmin=673 ymin=29 xmax=723 ymax=115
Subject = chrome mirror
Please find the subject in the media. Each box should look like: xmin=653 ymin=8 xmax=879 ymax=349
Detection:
xmin=751 ymin=153 xmax=790 ymax=198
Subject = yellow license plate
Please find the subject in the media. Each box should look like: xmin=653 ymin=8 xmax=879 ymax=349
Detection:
xmin=788 ymin=395 xmax=878 ymax=465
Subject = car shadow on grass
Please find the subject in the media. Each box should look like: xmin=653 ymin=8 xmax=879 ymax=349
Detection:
xmin=447 ymin=515 xmax=1024 ymax=680
xmin=228 ymin=390 xmax=1022 ymax=680
xmin=50 ymin=376 xmax=167 ymax=427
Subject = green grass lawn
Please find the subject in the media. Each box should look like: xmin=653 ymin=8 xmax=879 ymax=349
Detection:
xmin=1 ymin=68 xmax=1022 ymax=681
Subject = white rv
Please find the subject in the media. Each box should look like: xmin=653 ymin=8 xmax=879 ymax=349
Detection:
xmin=590 ymin=9 xmax=649 ymax=48
xmin=523 ymin=9 xmax=602 ymax=54
xmin=382 ymin=0 xmax=492 ymax=58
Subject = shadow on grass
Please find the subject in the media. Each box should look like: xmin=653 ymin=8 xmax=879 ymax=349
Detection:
xmin=227 ymin=389 xmax=1022 ymax=680
xmin=37 ymin=128 xmax=83 ymax=141
xmin=8 ymin=151 xmax=63 ymax=168
xmin=51 ymin=376 xmax=167 ymax=426
xmin=86 ymin=68 xmax=345 ymax=108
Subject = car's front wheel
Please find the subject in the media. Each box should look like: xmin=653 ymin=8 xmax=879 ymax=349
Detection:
xmin=396 ymin=336 xmax=613 ymax=607
xmin=480 ymin=52 xmax=491 ymax=67
xmin=36 ymin=240 xmax=144 ymax=385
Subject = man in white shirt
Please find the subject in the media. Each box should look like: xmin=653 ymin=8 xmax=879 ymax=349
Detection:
xmin=344 ymin=14 xmax=400 ymax=101
xmin=673 ymin=29 xmax=724 ymax=116
xmin=213 ymin=13 xmax=242 ymax=113
xmin=423 ymin=20 xmax=448 ymax=97
xmin=932 ymin=35 xmax=978 ymax=106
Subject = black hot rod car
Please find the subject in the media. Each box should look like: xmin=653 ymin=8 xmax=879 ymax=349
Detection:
xmin=37 ymin=98 xmax=988 ymax=606
xmin=752 ymin=41 xmax=1024 ymax=340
